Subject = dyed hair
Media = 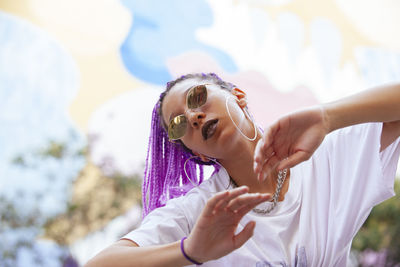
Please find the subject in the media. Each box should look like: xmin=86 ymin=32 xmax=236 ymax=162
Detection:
xmin=142 ymin=73 xmax=235 ymax=217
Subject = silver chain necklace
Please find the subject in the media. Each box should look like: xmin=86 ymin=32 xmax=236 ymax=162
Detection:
xmin=230 ymin=169 xmax=288 ymax=215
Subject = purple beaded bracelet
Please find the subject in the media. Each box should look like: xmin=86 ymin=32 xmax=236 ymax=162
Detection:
xmin=180 ymin=237 xmax=203 ymax=265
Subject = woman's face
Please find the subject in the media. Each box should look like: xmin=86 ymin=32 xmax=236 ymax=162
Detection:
xmin=161 ymin=78 xmax=248 ymax=160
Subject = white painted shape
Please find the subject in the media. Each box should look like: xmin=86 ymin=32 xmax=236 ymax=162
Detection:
xmin=310 ymin=18 xmax=342 ymax=85
xmin=88 ymin=87 xmax=161 ymax=176
xmin=277 ymin=12 xmax=304 ymax=63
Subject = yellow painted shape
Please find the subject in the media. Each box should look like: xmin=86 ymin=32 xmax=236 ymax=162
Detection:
xmin=68 ymin=51 xmax=142 ymax=132
xmin=336 ymin=0 xmax=400 ymax=51
xmin=0 ymin=0 xmax=140 ymax=132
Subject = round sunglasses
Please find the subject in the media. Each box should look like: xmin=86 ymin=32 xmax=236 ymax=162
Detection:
xmin=168 ymin=84 xmax=210 ymax=140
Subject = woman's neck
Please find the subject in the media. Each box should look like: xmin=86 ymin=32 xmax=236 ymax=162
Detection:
xmin=218 ymin=130 xmax=290 ymax=198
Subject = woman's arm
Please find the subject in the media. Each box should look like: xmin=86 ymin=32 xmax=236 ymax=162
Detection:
xmin=85 ymin=239 xmax=190 ymax=267
xmin=254 ymin=83 xmax=400 ymax=180
xmin=325 ymin=83 xmax=400 ymax=152
xmin=85 ymin=187 xmax=271 ymax=267
xmin=325 ymin=83 xmax=400 ymax=134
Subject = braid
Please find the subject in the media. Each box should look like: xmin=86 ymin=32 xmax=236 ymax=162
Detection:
xmin=165 ymin=73 xmax=235 ymax=96
xmin=142 ymin=73 xmax=234 ymax=217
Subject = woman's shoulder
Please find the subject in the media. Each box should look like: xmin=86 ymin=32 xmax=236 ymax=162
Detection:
xmin=325 ymin=122 xmax=382 ymax=142
xmin=185 ymin=167 xmax=231 ymax=197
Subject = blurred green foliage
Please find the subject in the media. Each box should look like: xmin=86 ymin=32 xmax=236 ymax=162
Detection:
xmin=4 ymin=140 xmax=142 ymax=266
xmin=43 ymin=169 xmax=142 ymax=245
xmin=39 ymin=141 xmax=66 ymax=159
xmin=352 ymin=178 xmax=400 ymax=263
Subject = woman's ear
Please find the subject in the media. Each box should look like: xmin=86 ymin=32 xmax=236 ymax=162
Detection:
xmin=231 ymin=87 xmax=248 ymax=108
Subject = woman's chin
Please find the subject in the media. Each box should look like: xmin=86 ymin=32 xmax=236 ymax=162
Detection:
xmin=216 ymin=127 xmax=243 ymax=148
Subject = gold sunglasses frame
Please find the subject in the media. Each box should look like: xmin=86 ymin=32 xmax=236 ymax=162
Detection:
xmin=167 ymin=84 xmax=211 ymax=140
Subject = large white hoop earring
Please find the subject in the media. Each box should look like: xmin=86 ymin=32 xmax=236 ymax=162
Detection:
xmin=225 ymin=96 xmax=257 ymax=141
xmin=183 ymin=156 xmax=231 ymax=192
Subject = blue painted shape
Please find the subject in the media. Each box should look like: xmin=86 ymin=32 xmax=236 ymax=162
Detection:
xmin=120 ymin=0 xmax=237 ymax=85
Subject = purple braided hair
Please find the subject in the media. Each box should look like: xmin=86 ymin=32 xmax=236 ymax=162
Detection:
xmin=142 ymin=73 xmax=235 ymax=217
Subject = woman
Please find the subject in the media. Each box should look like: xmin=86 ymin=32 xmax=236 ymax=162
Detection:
xmin=86 ymin=73 xmax=400 ymax=266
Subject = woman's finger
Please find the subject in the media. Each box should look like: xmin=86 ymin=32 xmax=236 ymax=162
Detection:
xmin=257 ymin=155 xmax=280 ymax=182
xmin=226 ymin=193 xmax=270 ymax=212
xmin=203 ymin=187 xmax=249 ymax=216
xmin=277 ymin=150 xmax=310 ymax=170
xmin=255 ymin=126 xmax=275 ymax=160
xmin=262 ymin=123 xmax=279 ymax=148
xmin=202 ymin=191 xmax=229 ymax=216
xmin=253 ymin=139 xmax=265 ymax=172
xmin=254 ymin=141 xmax=274 ymax=174
xmin=211 ymin=186 xmax=249 ymax=213
xmin=235 ymin=195 xmax=272 ymax=217
xmin=254 ymin=123 xmax=280 ymax=165
xmin=232 ymin=221 xmax=256 ymax=249
xmin=224 ymin=193 xmax=260 ymax=212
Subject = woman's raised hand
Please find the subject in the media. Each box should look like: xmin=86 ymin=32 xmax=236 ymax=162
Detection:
xmin=254 ymin=106 xmax=330 ymax=181
xmin=183 ymin=186 xmax=271 ymax=263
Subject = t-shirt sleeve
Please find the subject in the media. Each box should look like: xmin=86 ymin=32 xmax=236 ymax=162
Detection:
xmin=297 ymin=122 xmax=400 ymax=258
xmin=324 ymin=122 xmax=400 ymax=208
xmin=121 ymin=197 xmax=190 ymax=247
xmin=120 ymin=184 xmax=210 ymax=247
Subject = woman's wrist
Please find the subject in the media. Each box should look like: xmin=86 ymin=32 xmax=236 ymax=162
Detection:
xmin=322 ymin=102 xmax=348 ymax=133
xmin=321 ymin=84 xmax=400 ymax=133
xmin=181 ymin=237 xmax=203 ymax=265
xmin=318 ymin=104 xmax=332 ymax=133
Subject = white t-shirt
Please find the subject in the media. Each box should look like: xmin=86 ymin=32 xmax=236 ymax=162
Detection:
xmin=123 ymin=123 xmax=400 ymax=266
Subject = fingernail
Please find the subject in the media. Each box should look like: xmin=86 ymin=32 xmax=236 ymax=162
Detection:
xmin=276 ymin=163 xmax=282 ymax=171
xmin=261 ymin=173 xmax=266 ymax=182
xmin=262 ymin=172 xmax=269 ymax=182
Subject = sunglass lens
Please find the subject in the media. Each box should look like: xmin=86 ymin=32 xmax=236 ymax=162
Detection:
xmin=187 ymin=85 xmax=207 ymax=109
xmin=168 ymin=115 xmax=187 ymax=140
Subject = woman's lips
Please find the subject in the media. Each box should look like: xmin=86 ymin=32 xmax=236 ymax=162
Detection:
xmin=202 ymin=119 xmax=219 ymax=140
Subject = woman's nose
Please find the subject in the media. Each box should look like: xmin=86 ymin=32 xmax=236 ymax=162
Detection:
xmin=185 ymin=110 xmax=206 ymax=128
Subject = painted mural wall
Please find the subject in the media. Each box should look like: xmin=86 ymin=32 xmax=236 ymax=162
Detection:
xmin=1 ymin=0 xmax=399 ymax=266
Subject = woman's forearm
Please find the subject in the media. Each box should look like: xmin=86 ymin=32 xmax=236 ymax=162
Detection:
xmin=324 ymin=83 xmax=400 ymax=132
xmin=86 ymin=188 xmax=266 ymax=267
xmin=85 ymin=240 xmax=192 ymax=267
